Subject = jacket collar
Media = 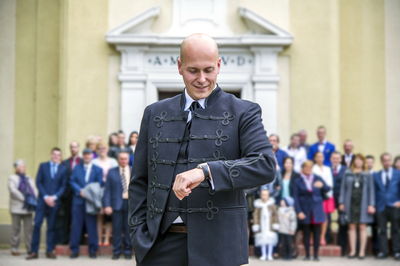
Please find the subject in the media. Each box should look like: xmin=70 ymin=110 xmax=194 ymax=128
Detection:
xmin=180 ymin=85 xmax=222 ymax=110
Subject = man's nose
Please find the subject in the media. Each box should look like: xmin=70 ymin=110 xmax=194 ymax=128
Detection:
xmin=198 ymin=72 xmax=206 ymax=83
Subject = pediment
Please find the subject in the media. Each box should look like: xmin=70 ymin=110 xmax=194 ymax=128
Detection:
xmin=106 ymin=4 xmax=293 ymax=46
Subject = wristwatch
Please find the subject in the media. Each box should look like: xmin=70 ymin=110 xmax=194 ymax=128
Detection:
xmin=196 ymin=163 xmax=210 ymax=181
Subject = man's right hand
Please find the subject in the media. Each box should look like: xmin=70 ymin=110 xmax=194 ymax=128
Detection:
xmin=80 ymin=190 xmax=85 ymax=198
xmin=44 ymin=197 xmax=55 ymax=207
xmin=298 ymin=212 xmax=306 ymax=220
xmin=104 ymin=207 xmax=113 ymax=215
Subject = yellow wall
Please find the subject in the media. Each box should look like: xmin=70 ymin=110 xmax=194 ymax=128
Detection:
xmin=0 ymin=0 xmax=16 ymax=222
xmin=340 ymin=0 xmax=386 ymax=159
xmin=288 ymin=0 xmax=341 ymax=145
xmin=58 ymin=0 xmax=110 ymax=154
xmin=14 ymin=0 xmax=60 ymax=177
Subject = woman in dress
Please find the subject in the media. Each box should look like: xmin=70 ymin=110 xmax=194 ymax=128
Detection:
xmin=92 ymin=141 xmax=118 ymax=246
xmin=339 ymin=154 xmax=375 ymax=259
xmin=293 ymin=160 xmax=331 ymax=261
xmin=280 ymin=157 xmax=300 ymax=201
xmin=312 ymin=152 xmax=334 ymax=246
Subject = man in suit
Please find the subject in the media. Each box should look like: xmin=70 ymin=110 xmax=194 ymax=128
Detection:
xmin=330 ymin=151 xmax=347 ymax=256
xmin=69 ymin=148 xmax=103 ymax=259
xmin=103 ymin=150 xmax=132 ymax=260
xmin=56 ymin=141 xmax=81 ymax=245
xmin=373 ymin=152 xmax=400 ymax=260
xmin=129 ymin=34 xmax=276 ymax=266
xmin=341 ymin=139 xmax=355 ymax=167
xmin=26 ymin=147 xmax=67 ymax=260
xmin=269 ymin=134 xmax=289 ymax=171
xmin=308 ymin=126 xmax=335 ymax=166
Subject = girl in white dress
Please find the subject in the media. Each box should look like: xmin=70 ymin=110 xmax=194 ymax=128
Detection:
xmin=252 ymin=189 xmax=279 ymax=261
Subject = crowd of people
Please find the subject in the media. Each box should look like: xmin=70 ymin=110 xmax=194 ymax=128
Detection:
xmin=7 ymin=126 xmax=400 ymax=261
xmin=248 ymin=125 xmax=400 ymax=261
xmin=8 ymin=130 xmax=138 ymax=260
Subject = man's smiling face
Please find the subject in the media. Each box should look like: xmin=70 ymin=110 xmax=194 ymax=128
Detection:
xmin=178 ymin=34 xmax=221 ymax=100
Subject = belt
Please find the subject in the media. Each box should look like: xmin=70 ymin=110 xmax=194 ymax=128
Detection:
xmin=168 ymin=224 xmax=187 ymax=234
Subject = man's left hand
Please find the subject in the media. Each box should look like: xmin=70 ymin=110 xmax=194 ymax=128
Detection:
xmin=173 ymin=168 xmax=205 ymax=200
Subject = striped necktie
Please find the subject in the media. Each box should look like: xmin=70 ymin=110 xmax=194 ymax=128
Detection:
xmin=121 ymin=167 xmax=128 ymax=193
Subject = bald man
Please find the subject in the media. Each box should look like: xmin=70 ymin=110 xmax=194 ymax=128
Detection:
xmin=128 ymin=34 xmax=276 ymax=266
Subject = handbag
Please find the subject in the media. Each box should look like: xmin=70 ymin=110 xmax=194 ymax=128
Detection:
xmin=24 ymin=194 xmax=37 ymax=212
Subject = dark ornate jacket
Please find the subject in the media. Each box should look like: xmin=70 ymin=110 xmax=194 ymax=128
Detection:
xmin=128 ymin=87 xmax=276 ymax=266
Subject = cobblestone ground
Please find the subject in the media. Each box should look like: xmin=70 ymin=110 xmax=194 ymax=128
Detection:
xmin=0 ymin=251 xmax=399 ymax=266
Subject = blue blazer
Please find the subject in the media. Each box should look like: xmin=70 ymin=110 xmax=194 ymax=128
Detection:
xmin=70 ymin=163 xmax=103 ymax=205
xmin=373 ymin=168 xmax=400 ymax=213
xmin=274 ymin=148 xmax=289 ymax=170
xmin=292 ymin=174 xmax=331 ymax=224
xmin=102 ymin=166 xmax=128 ymax=211
xmin=308 ymin=141 xmax=336 ymax=166
xmin=36 ymin=161 xmax=68 ymax=202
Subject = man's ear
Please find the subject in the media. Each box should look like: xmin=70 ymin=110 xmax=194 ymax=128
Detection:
xmin=216 ymin=57 xmax=221 ymax=74
xmin=178 ymin=57 xmax=183 ymax=75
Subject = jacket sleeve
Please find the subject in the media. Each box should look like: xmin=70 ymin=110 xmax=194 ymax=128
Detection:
xmin=128 ymin=106 xmax=150 ymax=229
xmin=70 ymin=167 xmax=82 ymax=196
xmin=36 ymin=164 xmax=47 ymax=197
xmin=102 ymin=171 xmax=112 ymax=208
xmin=292 ymin=180 xmax=303 ymax=214
xmin=207 ymin=103 xmax=276 ymax=192
xmin=339 ymin=173 xmax=347 ymax=205
xmin=54 ymin=167 xmax=67 ymax=199
xmin=96 ymin=167 xmax=104 ymax=186
xmin=320 ymin=176 xmax=331 ymax=194
xmin=367 ymin=173 xmax=375 ymax=206
xmin=8 ymin=176 xmax=25 ymax=202
xmin=290 ymin=210 xmax=297 ymax=233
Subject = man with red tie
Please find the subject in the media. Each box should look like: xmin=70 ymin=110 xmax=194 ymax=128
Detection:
xmin=56 ymin=141 xmax=82 ymax=245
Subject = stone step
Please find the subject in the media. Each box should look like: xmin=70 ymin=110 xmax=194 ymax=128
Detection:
xmin=56 ymin=244 xmax=341 ymax=257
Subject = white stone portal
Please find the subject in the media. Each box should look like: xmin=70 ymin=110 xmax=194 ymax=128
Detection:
xmin=106 ymin=0 xmax=293 ymax=135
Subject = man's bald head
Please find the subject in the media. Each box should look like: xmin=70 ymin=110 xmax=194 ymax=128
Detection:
xmin=178 ymin=33 xmax=221 ymax=100
xmin=179 ymin=33 xmax=219 ymax=64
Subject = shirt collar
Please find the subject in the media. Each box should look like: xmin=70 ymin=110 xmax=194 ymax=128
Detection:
xmin=301 ymin=173 xmax=313 ymax=180
xmin=383 ymin=167 xmax=393 ymax=175
xmin=184 ymin=86 xmax=217 ymax=111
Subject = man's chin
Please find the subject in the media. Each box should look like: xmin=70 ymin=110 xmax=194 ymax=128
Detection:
xmin=189 ymin=87 xmax=213 ymax=99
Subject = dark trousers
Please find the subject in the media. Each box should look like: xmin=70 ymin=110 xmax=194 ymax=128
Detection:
xmin=55 ymin=194 xmax=72 ymax=244
xmin=137 ymin=231 xmax=187 ymax=266
xmin=337 ymin=223 xmax=348 ymax=256
xmin=303 ymin=224 xmax=321 ymax=258
xmin=112 ymin=199 xmax=132 ymax=255
xmin=69 ymin=203 xmax=98 ymax=254
xmin=377 ymin=207 xmax=400 ymax=255
xmin=280 ymin=233 xmax=293 ymax=259
xmin=30 ymin=203 xmax=58 ymax=253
